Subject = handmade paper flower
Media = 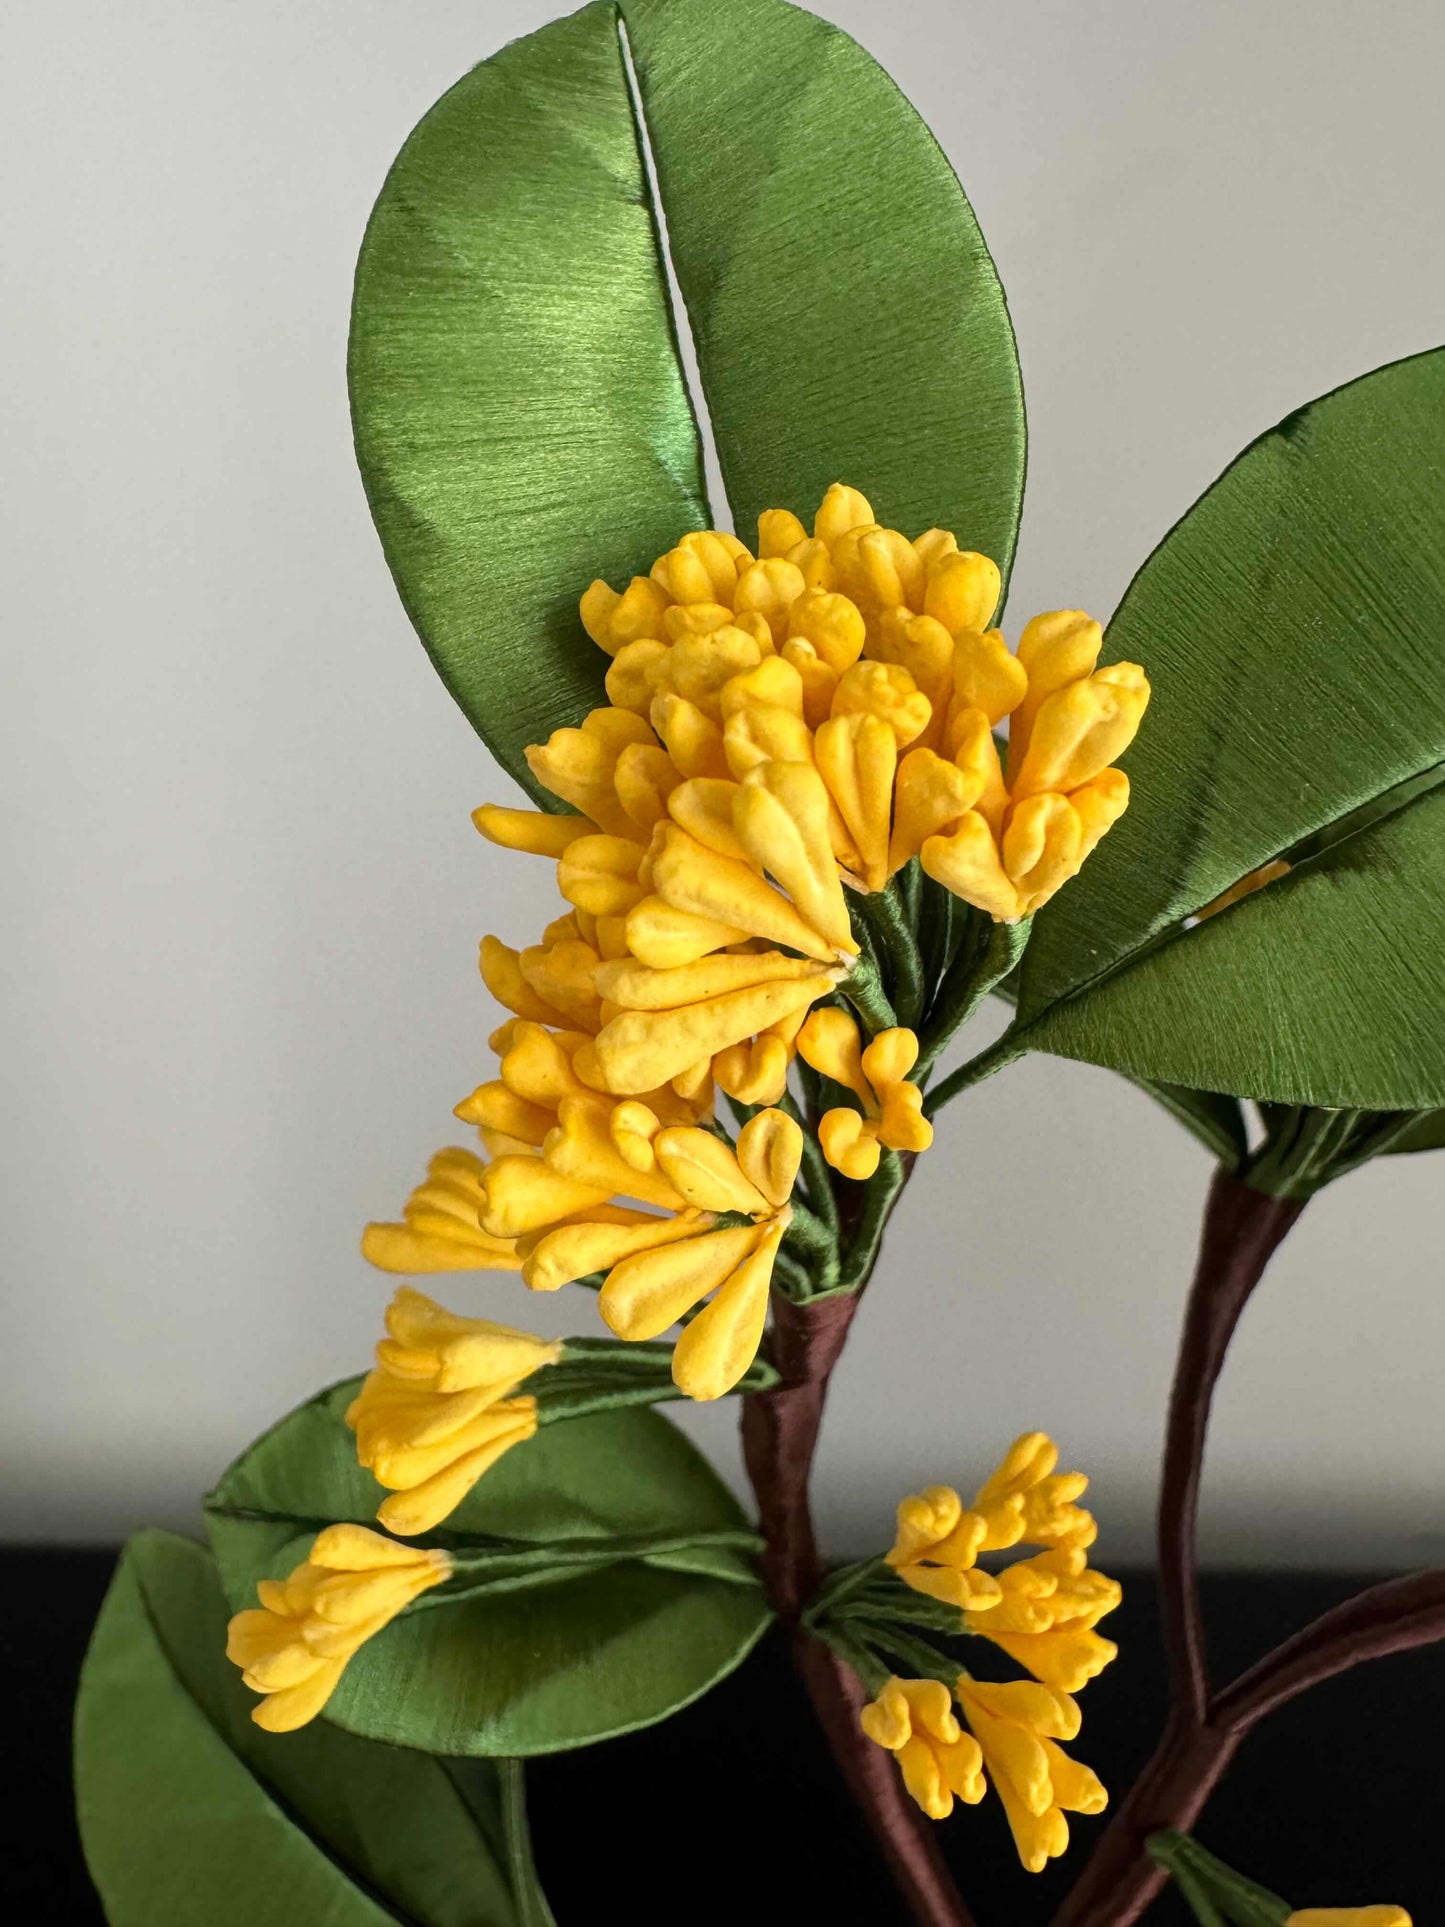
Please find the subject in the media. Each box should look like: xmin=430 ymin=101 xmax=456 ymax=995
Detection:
xmin=225 ymin=1525 xmax=449 ymax=1731
xmin=859 ymin=1676 xmax=985 ymax=1820
xmin=962 ymin=1543 xmax=1121 ymax=1693
xmin=345 ymin=1287 xmax=560 ymax=1535
xmin=797 ymin=1008 xmax=933 ymax=1179
xmin=360 ymin=1147 xmax=521 ymax=1274
xmin=516 ymin=1107 xmax=802 ymax=1401
xmin=917 ymin=612 xmax=1149 ymax=921
xmin=886 ymin=1432 xmax=1101 ymax=1611
xmin=953 ymin=1678 xmax=1107 ymax=1872
xmin=470 ymin=482 xmax=1141 ymax=1107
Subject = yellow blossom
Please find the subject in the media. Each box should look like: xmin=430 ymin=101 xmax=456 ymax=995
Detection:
xmin=963 ymin=1542 xmax=1121 ymax=1692
xmin=919 ymin=606 xmax=1148 ymax=920
xmin=346 ymin=1287 xmax=559 ymax=1534
xmin=490 ymin=1106 xmax=800 ymax=1400
xmin=225 ymin=1525 xmax=449 ymax=1731
xmin=797 ymin=1008 xmax=933 ymax=1179
xmin=466 ymin=484 xmax=1148 ymax=1136
xmin=361 ymin=1148 xmax=521 ymax=1274
xmin=860 ymin=1677 xmax=985 ymax=1819
xmin=1288 ymin=1912 xmax=1412 ymax=1926
xmin=886 ymin=1435 xmax=1109 ymax=1631
xmin=954 ymin=1677 xmax=1106 ymax=1872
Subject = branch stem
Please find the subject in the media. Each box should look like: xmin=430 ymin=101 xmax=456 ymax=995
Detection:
xmin=742 ymin=1281 xmax=976 ymax=1927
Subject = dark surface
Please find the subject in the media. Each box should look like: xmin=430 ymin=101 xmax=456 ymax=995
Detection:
xmin=31 ymin=1547 xmax=1437 ymax=1924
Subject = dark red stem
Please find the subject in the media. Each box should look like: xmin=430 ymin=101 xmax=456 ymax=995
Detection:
xmin=1157 ymin=1171 xmax=1306 ymax=1724
xmin=743 ymin=1290 xmax=977 ymax=1927
xmin=1051 ymin=1171 xmax=1303 ymax=1927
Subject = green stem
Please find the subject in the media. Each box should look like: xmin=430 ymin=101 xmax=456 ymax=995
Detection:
xmin=841 ymin=951 xmax=898 ymax=1034
xmin=839 ymin=1149 xmax=908 ymax=1290
xmin=811 ymin=1619 xmax=894 ymax=1695
xmin=915 ymin=915 xmax=1031 ymax=1078
xmin=921 ymin=1027 xmax=1030 ymax=1119
xmin=852 ymin=885 xmax=926 ymax=1030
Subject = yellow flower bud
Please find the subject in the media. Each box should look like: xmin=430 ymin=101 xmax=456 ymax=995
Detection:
xmin=950 ymin=627 xmax=1029 ymax=727
xmin=888 ymin=746 xmax=982 ymax=876
xmin=734 ymin=1107 xmax=803 ymax=1208
xmin=651 ymin=824 xmax=842 ymax=962
xmin=734 ymin=761 xmax=856 ymax=956
xmin=1009 ymin=610 xmax=1103 ymax=767
xmin=757 ymin=507 xmax=808 ymax=557
xmin=668 ymin=626 xmax=763 ymax=718
xmin=722 ymin=698 xmax=815 ymax=778
xmin=519 ymin=1207 xmax=711 ymax=1293
xmin=592 ymin=972 xmax=837 ymax=1095
xmin=1010 ymin=661 xmax=1150 ymax=800
xmin=598 ymin=1222 xmax=761 ymax=1341
xmin=954 ymin=1678 xmax=1105 ymax=1873
xmin=556 ymin=834 xmax=647 ymax=918
xmin=624 ymin=894 xmax=750 ymax=969
xmin=815 ymin=711 xmax=896 ymax=892
xmin=362 ymin=1148 xmax=522 ymax=1276
xmin=471 ymin=805 xmax=595 ymax=858
xmin=860 ymin=1678 xmax=985 ymax=1821
xmin=1288 ymin=1910 xmax=1412 ymax=1926
xmin=595 ymin=949 xmax=827 ymax=1011
xmin=671 ymin=1215 xmax=787 ymax=1401
xmin=831 ymin=660 xmax=932 ymax=748
xmin=923 ymin=549 xmax=1002 ymax=635
xmin=226 ymin=1527 xmax=450 ymax=1730
xmin=813 ymin=481 xmax=875 ymax=546
xmin=718 ymin=654 xmax=806 ymax=722
xmin=921 ymin=813 xmax=1024 ymax=921
xmin=787 ymin=587 xmax=866 ymax=672
xmin=734 ymin=557 xmax=807 ymax=642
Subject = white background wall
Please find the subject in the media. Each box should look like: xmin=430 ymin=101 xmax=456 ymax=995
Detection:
xmin=6 ymin=0 xmax=1444 ymax=1566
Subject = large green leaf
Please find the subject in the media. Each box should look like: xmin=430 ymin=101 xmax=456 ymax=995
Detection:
xmin=1013 ymin=347 xmax=1445 ymax=1106
xmin=617 ymin=0 xmax=1024 ymax=565
xmin=350 ymin=0 xmax=1024 ymax=791
xmin=205 ymin=1385 xmax=769 ymax=1756
xmin=75 ymin=1532 xmax=542 ymax=1927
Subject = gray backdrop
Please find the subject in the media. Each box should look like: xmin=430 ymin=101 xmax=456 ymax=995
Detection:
xmin=6 ymin=0 xmax=1444 ymax=1565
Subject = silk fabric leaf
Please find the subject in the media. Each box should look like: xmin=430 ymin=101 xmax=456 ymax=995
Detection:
xmin=351 ymin=0 xmax=1026 ymax=793
xmin=75 ymin=1532 xmax=531 ymax=1927
xmin=205 ymin=1387 xmax=769 ymax=1756
xmin=1015 ymin=346 xmax=1445 ymax=1105
xmin=349 ymin=3 xmax=708 ymax=795
xmin=618 ymin=0 xmax=1025 ymax=573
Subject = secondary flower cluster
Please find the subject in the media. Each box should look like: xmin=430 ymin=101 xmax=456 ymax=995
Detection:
xmin=862 ymin=1434 xmax=1119 ymax=1872
xmin=225 ymin=1524 xmax=449 ymax=1730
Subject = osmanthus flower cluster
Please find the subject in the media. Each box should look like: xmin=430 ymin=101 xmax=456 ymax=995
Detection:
xmin=356 ymin=481 xmax=1148 ymax=1420
xmin=817 ymin=1433 xmax=1120 ymax=1872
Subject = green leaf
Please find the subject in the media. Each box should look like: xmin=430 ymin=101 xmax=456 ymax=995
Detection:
xmin=350 ymin=0 xmax=1024 ymax=791
xmin=75 ymin=1531 xmax=537 ymax=1927
xmin=617 ymin=0 xmax=1024 ymax=570
xmin=1015 ymin=347 xmax=1445 ymax=1107
xmin=205 ymin=1385 xmax=770 ymax=1756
